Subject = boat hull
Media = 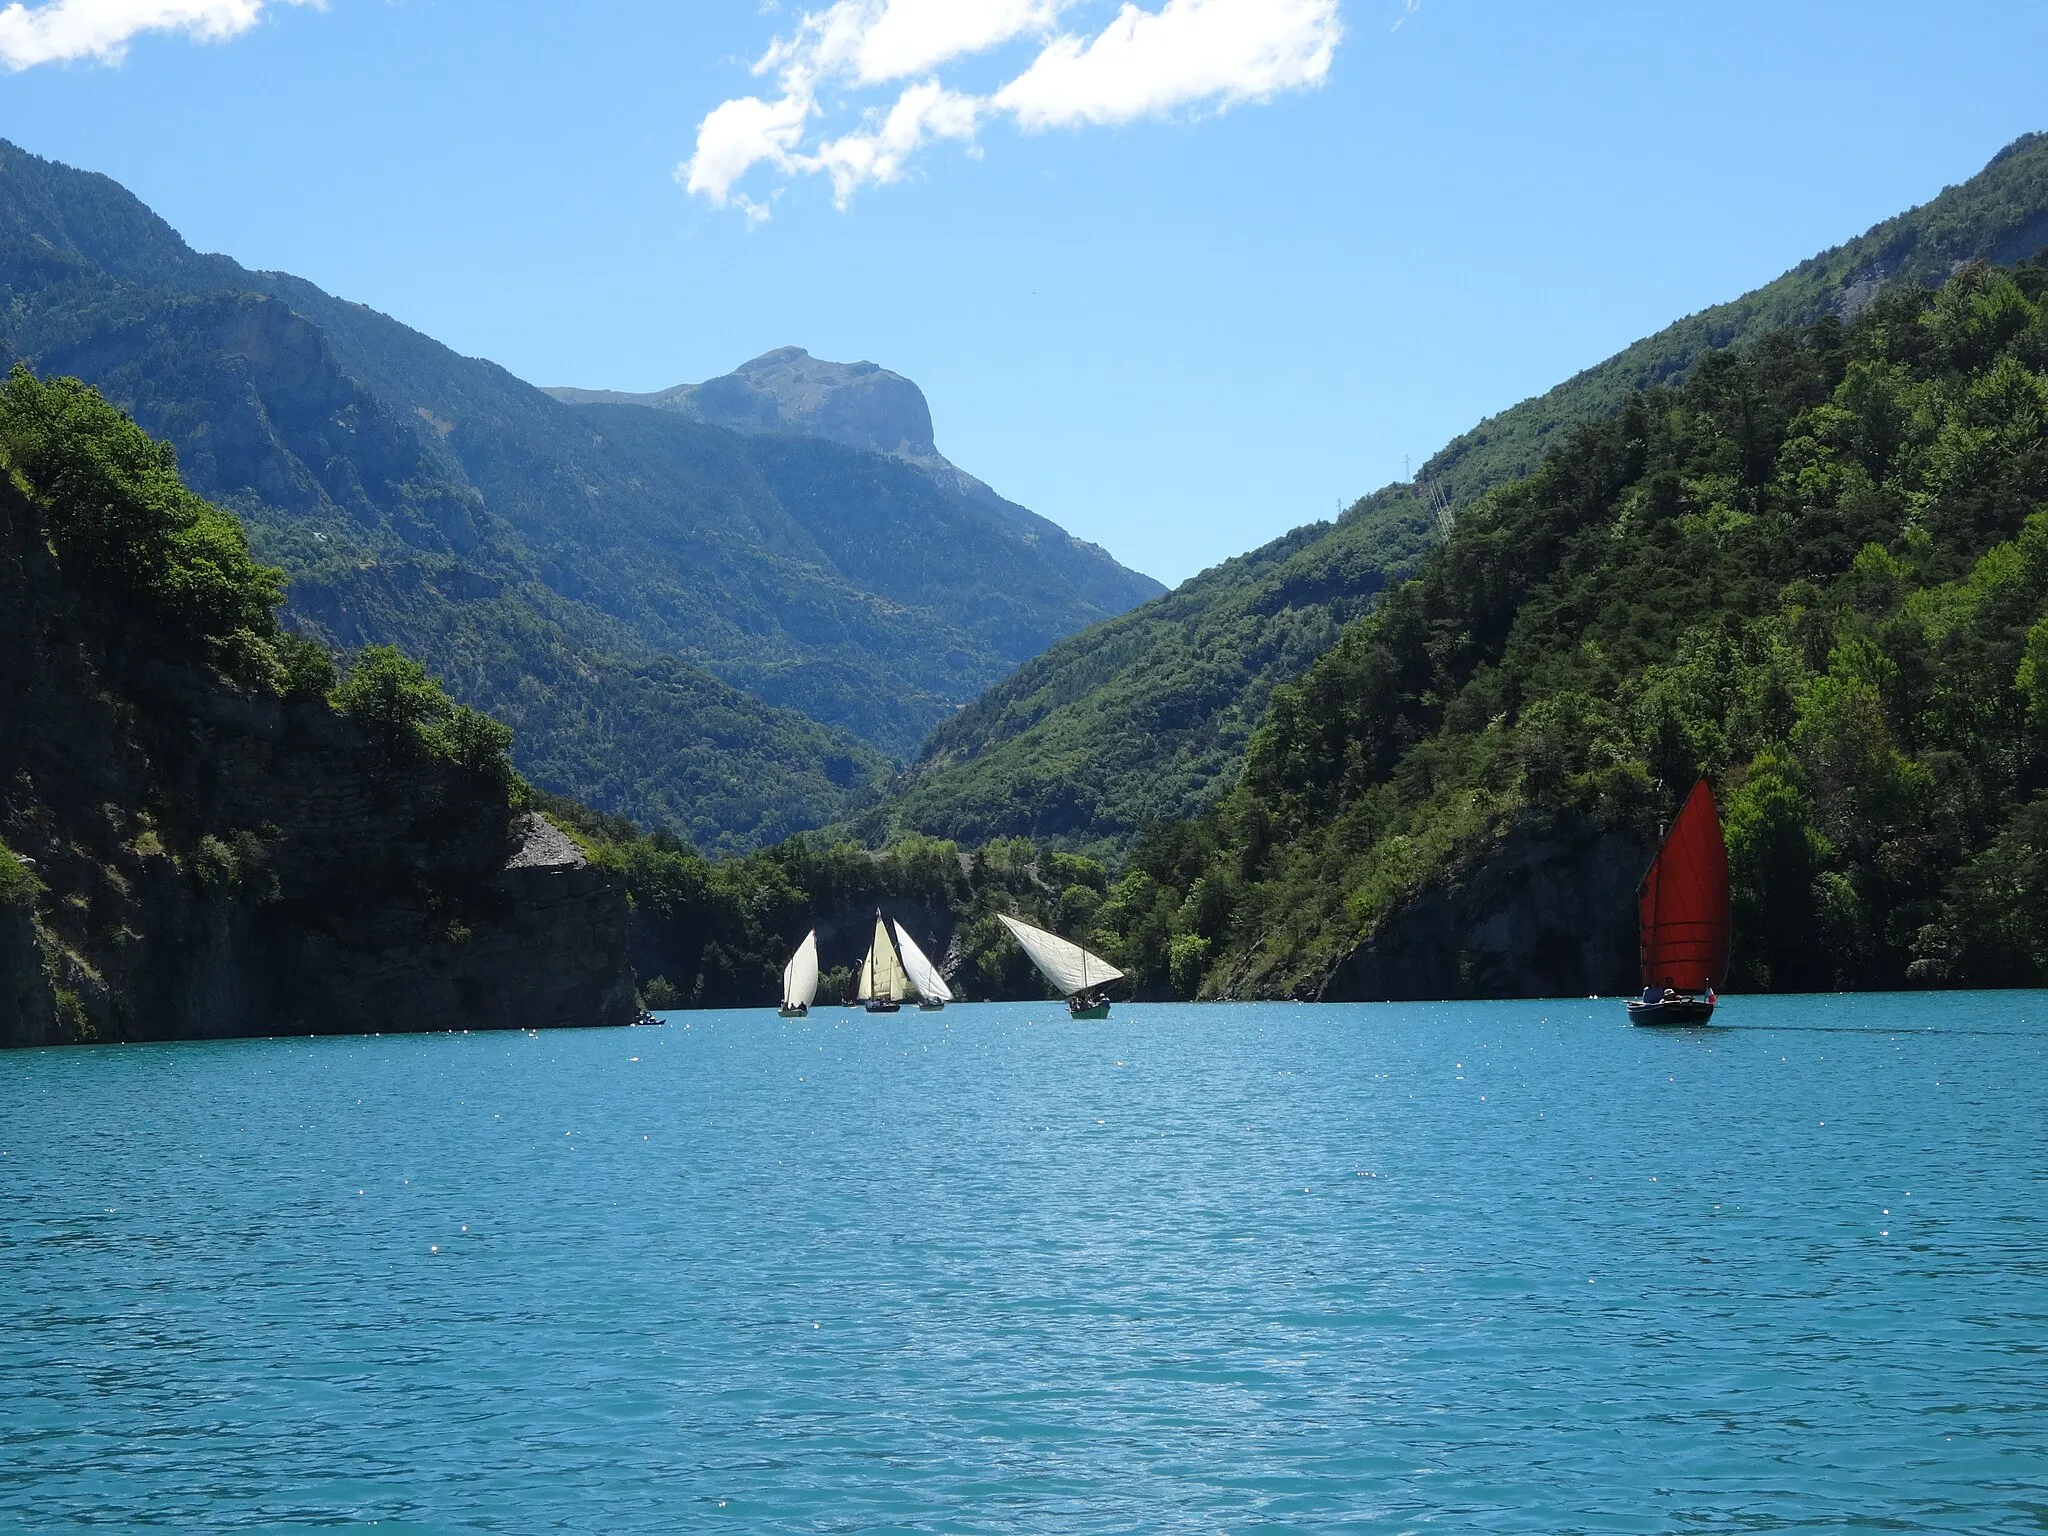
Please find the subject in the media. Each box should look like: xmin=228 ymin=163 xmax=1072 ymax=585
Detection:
xmin=778 ymin=1005 xmax=808 ymax=1018
xmin=1068 ymin=1000 xmax=1111 ymax=1020
xmin=864 ymin=1000 xmax=902 ymax=1014
xmin=1627 ymin=998 xmax=1716 ymax=1026
xmin=918 ymin=1001 xmax=945 ymax=1012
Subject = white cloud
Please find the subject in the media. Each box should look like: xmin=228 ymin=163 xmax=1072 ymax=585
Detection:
xmin=810 ymin=80 xmax=981 ymax=207
xmin=996 ymin=0 xmax=1341 ymax=131
xmin=764 ymin=0 xmax=1063 ymax=89
xmin=0 ymin=0 xmax=312 ymax=71
xmin=680 ymin=90 xmax=812 ymax=206
xmin=681 ymin=0 xmax=1342 ymax=220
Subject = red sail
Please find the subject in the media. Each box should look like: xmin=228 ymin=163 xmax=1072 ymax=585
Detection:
xmin=1639 ymin=779 xmax=1731 ymax=993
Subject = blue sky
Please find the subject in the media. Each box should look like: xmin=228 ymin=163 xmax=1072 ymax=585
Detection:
xmin=2 ymin=0 xmax=2046 ymax=585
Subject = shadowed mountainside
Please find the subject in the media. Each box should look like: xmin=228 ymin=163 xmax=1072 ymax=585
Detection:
xmin=0 ymin=139 xmax=1161 ymax=848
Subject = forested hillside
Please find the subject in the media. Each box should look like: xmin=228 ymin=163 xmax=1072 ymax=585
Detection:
xmin=878 ymin=133 xmax=2048 ymax=855
xmin=0 ymin=139 xmax=1159 ymax=847
xmin=1076 ymin=259 xmax=2048 ymax=998
xmin=853 ymin=491 xmax=1437 ymax=854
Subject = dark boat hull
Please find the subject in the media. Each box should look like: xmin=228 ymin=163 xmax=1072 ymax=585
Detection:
xmin=864 ymin=1000 xmax=902 ymax=1013
xmin=778 ymin=1005 xmax=808 ymax=1018
xmin=1068 ymin=1000 xmax=1110 ymax=1020
xmin=1627 ymin=998 xmax=1716 ymax=1026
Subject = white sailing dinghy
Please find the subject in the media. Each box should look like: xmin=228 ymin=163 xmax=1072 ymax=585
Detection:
xmin=997 ymin=914 xmax=1124 ymax=1019
xmin=892 ymin=921 xmax=953 ymax=1012
xmin=780 ymin=930 xmax=819 ymax=1018
xmin=858 ymin=911 xmax=911 ymax=1013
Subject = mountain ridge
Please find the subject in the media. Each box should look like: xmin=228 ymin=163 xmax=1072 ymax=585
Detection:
xmin=866 ymin=131 xmax=2048 ymax=855
xmin=0 ymin=137 xmax=1162 ymax=847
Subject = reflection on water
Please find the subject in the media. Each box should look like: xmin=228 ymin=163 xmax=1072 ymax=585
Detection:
xmin=1 ymin=992 xmax=2041 ymax=1532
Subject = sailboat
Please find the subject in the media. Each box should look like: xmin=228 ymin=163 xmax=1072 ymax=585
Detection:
xmin=780 ymin=930 xmax=818 ymax=1018
xmin=997 ymin=914 xmax=1125 ymax=1019
xmin=857 ymin=911 xmax=912 ymax=1013
xmin=1628 ymin=778 xmax=1730 ymax=1026
xmin=892 ymin=921 xmax=953 ymax=1011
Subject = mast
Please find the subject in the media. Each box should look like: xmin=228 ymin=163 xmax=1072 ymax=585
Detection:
xmin=862 ymin=911 xmax=911 ymax=1002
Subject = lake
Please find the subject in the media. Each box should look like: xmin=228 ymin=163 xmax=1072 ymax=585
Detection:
xmin=1 ymin=995 xmax=2041 ymax=1532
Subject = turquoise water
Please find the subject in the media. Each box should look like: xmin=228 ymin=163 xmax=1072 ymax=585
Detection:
xmin=1 ymin=995 xmax=2042 ymax=1533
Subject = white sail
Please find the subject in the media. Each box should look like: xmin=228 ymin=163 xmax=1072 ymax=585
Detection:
xmin=892 ymin=921 xmax=953 ymax=1003
xmin=860 ymin=913 xmax=911 ymax=1002
xmin=782 ymin=930 xmax=819 ymax=1011
xmin=997 ymin=914 xmax=1123 ymax=998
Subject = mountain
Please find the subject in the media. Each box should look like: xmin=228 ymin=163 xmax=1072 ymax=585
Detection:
xmin=548 ymin=345 xmax=1082 ymax=538
xmin=872 ymin=132 xmax=2048 ymax=854
xmin=0 ymin=139 xmax=1162 ymax=847
xmin=551 ymin=347 xmax=937 ymax=453
xmin=1084 ymin=257 xmax=2048 ymax=998
xmin=0 ymin=370 xmax=634 ymax=1046
xmin=850 ymin=493 xmax=1438 ymax=855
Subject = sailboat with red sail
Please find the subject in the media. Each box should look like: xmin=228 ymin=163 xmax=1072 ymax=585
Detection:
xmin=1628 ymin=778 xmax=1730 ymax=1026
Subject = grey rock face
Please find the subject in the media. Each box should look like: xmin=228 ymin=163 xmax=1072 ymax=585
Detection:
xmin=553 ymin=347 xmax=939 ymax=460
xmin=1319 ymin=817 xmax=1653 ymax=1002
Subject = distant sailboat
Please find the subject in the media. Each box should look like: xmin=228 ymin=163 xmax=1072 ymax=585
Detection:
xmin=1628 ymin=779 xmax=1730 ymax=1026
xmin=997 ymin=914 xmax=1124 ymax=1019
xmin=858 ymin=911 xmax=911 ymax=1013
xmin=892 ymin=921 xmax=953 ymax=1011
xmin=780 ymin=930 xmax=818 ymax=1018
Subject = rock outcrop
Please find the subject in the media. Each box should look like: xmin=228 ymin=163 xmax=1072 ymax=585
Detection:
xmin=1318 ymin=817 xmax=1653 ymax=1002
xmin=0 ymin=473 xmax=636 ymax=1048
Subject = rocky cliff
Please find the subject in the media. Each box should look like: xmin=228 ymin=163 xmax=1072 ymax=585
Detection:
xmin=0 ymin=421 xmax=636 ymax=1048
xmin=1315 ymin=818 xmax=1653 ymax=1003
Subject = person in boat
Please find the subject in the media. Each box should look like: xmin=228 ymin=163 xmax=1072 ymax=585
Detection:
xmin=1662 ymin=978 xmax=1679 ymax=1003
xmin=1641 ymin=983 xmax=1660 ymax=1006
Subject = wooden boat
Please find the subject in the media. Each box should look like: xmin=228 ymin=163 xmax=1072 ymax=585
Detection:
xmin=779 ymin=930 xmax=818 ymax=1018
xmin=858 ymin=911 xmax=910 ymax=1013
xmin=1629 ymin=779 xmax=1730 ymax=1026
xmin=892 ymin=920 xmax=953 ymax=1011
xmin=997 ymin=914 xmax=1124 ymax=1019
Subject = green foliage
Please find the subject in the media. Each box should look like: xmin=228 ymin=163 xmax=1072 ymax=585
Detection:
xmin=332 ymin=645 xmax=517 ymax=791
xmin=1089 ymin=258 xmax=2048 ymax=997
xmin=0 ymin=841 xmax=39 ymax=911
xmin=0 ymin=366 xmax=288 ymax=683
xmin=1909 ymin=793 xmax=2048 ymax=983
xmin=858 ymin=494 xmax=1437 ymax=854
xmin=276 ymin=631 xmax=338 ymax=701
xmin=53 ymin=988 xmax=94 ymax=1043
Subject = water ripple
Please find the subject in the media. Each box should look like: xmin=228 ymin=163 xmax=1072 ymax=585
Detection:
xmin=0 ymin=993 xmax=2041 ymax=1531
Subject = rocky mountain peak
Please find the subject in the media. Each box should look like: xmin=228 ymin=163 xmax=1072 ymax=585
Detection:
xmin=547 ymin=348 xmax=942 ymax=463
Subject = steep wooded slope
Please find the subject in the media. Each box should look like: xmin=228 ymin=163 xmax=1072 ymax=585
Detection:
xmin=878 ymin=133 xmax=2048 ymax=854
xmin=1085 ymin=261 xmax=2048 ymax=998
